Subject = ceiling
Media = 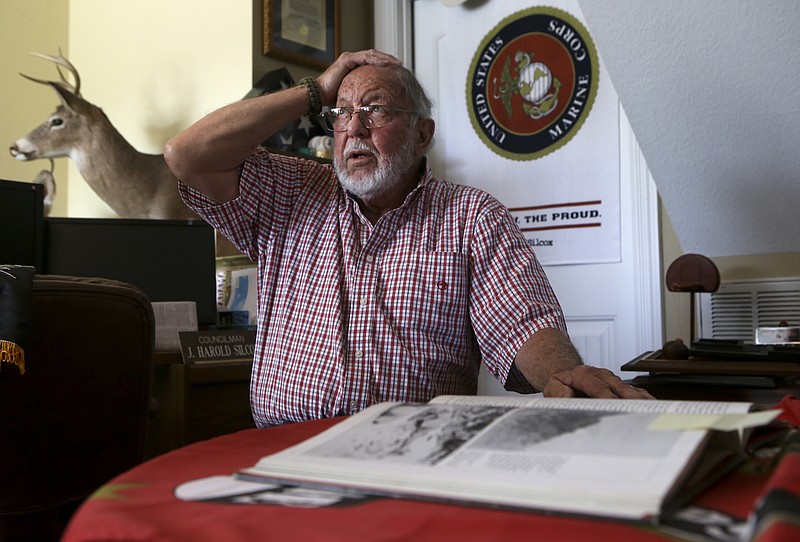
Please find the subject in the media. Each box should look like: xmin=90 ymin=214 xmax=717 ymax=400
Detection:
xmin=577 ymin=0 xmax=800 ymax=257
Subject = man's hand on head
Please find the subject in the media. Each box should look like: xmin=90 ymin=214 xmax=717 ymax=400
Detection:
xmin=543 ymin=365 xmax=655 ymax=399
xmin=317 ymin=49 xmax=403 ymax=106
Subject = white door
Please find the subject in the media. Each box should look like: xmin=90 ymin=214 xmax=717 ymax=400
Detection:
xmin=375 ymin=0 xmax=662 ymax=394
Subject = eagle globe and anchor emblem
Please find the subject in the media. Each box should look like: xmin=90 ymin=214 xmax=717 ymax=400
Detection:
xmin=467 ymin=7 xmax=599 ymax=161
xmin=496 ymin=51 xmax=561 ymax=121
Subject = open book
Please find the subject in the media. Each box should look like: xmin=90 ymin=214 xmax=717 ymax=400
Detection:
xmin=238 ymin=395 xmax=779 ymax=522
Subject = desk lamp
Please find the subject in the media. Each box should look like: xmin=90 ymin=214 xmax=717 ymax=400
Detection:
xmin=665 ymin=253 xmax=720 ymax=346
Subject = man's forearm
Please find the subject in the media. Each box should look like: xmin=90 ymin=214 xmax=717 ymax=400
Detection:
xmin=164 ymin=84 xmax=310 ymax=202
xmin=513 ymin=327 xmax=583 ymax=391
xmin=514 ymin=327 xmax=656 ymax=399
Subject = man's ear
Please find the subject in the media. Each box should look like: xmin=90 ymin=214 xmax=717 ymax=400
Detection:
xmin=415 ymin=118 xmax=435 ymax=150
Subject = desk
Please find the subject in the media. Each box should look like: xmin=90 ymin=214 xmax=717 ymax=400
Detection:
xmin=622 ymin=348 xmax=800 ymax=410
xmin=146 ymin=352 xmax=255 ymax=458
xmin=63 ymin=416 xmax=799 ymax=542
xmin=630 ymin=374 xmax=800 ymax=410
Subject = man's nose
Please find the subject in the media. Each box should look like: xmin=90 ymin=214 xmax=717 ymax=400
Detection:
xmin=345 ymin=111 xmax=370 ymax=136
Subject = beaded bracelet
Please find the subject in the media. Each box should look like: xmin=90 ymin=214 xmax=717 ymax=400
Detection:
xmin=297 ymin=76 xmax=322 ymax=116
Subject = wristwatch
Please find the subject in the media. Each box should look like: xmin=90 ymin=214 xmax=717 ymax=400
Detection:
xmin=297 ymin=76 xmax=322 ymax=116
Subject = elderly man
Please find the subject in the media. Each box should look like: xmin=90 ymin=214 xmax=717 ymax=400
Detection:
xmin=164 ymin=49 xmax=652 ymax=427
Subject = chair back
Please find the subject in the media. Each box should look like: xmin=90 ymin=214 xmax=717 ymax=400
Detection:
xmin=0 ymin=275 xmax=155 ymax=541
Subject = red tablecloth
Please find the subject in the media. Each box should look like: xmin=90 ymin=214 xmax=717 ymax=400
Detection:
xmin=62 ymin=417 xmax=800 ymax=542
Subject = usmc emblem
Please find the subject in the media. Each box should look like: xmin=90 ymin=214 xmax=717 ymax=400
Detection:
xmin=468 ymin=7 xmax=599 ymax=161
xmin=497 ymin=51 xmax=562 ymax=121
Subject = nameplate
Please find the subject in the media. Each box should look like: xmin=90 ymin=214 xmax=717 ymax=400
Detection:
xmin=178 ymin=329 xmax=256 ymax=364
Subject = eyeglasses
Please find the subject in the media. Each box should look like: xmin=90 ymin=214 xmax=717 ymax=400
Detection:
xmin=319 ymin=104 xmax=418 ymax=132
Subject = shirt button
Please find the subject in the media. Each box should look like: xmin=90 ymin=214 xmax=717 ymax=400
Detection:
xmin=350 ymin=400 xmax=358 ymax=411
xmin=365 ymin=255 xmax=374 ymax=263
xmin=360 ymin=296 xmax=369 ymax=306
xmin=354 ymin=350 xmax=363 ymax=359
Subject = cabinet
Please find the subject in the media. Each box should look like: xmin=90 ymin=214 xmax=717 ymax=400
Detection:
xmin=145 ymin=353 xmax=255 ymax=459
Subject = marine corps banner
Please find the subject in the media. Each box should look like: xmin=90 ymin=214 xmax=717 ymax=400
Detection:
xmin=418 ymin=2 xmax=621 ymax=265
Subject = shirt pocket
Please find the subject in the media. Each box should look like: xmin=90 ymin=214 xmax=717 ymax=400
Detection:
xmin=379 ymin=251 xmax=470 ymax=341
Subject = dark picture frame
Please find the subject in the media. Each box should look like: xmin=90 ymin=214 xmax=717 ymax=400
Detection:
xmin=263 ymin=0 xmax=340 ymax=70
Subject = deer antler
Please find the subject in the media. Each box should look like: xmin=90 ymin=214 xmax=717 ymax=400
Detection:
xmin=20 ymin=51 xmax=81 ymax=96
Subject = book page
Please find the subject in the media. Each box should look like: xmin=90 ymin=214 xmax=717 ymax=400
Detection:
xmin=429 ymin=395 xmax=754 ymax=414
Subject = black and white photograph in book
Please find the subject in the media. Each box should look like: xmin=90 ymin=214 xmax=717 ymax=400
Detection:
xmin=303 ymin=404 xmax=676 ymax=466
xmin=467 ymin=408 xmax=671 ymax=457
xmin=307 ymin=405 xmax=510 ymax=465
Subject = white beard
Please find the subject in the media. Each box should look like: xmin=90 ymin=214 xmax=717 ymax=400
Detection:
xmin=334 ymin=137 xmax=419 ymax=200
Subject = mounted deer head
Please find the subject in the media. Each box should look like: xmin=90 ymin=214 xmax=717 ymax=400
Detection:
xmin=9 ymin=53 xmax=197 ymax=220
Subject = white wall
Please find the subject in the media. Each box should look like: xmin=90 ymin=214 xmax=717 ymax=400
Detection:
xmin=579 ymin=0 xmax=800 ymax=259
xmin=65 ymin=0 xmax=251 ymax=217
xmin=0 ymin=0 xmax=69 ymax=217
xmin=576 ymin=0 xmax=800 ymax=339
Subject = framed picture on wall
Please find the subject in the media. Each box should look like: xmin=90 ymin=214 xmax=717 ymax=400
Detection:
xmin=263 ymin=0 xmax=341 ymax=70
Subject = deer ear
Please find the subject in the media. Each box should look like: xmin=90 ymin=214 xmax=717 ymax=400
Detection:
xmin=50 ymin=82 xmax=89 ymax=113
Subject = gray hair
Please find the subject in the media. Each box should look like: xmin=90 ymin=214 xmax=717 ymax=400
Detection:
xmin=388 ymin=64 xmax=434 ymax=119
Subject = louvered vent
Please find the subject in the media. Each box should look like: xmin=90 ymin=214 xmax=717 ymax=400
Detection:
xmin=699 ymin=279 xmax=800 ymax=340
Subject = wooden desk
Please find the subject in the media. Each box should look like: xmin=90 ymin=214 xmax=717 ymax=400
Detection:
xmin=63 ymin=416 xmax=799 ymax=542
xmin=623 ymin=349 xmax=800 ymax=410
xmin=630 ymin=373 xmax=800 ymax=409
xmin=145 ymin=352 xmax=255 ymax=459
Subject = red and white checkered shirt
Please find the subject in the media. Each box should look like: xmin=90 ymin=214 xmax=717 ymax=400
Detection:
xmin=179 ymin=149 xmax=566 ymax=427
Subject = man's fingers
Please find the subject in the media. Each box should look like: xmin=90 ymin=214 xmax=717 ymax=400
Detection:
xmin=562 ymin=366 xmax=618 ymax=399
xmin=544 ymin=365 xmax=656 ymax=399
xmin=542 ymin=375 xmax=576 ymax=398
xmin=610 ymin=383 xmax=656 ymax=400
xmin=593 ymin=368 xmax=656 ymax=399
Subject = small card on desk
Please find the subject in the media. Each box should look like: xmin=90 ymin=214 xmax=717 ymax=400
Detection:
xmin=179 ymin=329 xmax=256 ymax=364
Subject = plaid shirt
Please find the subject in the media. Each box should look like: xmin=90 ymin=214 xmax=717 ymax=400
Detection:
xmin=179 ymin=149 xmax=566 ymax=427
